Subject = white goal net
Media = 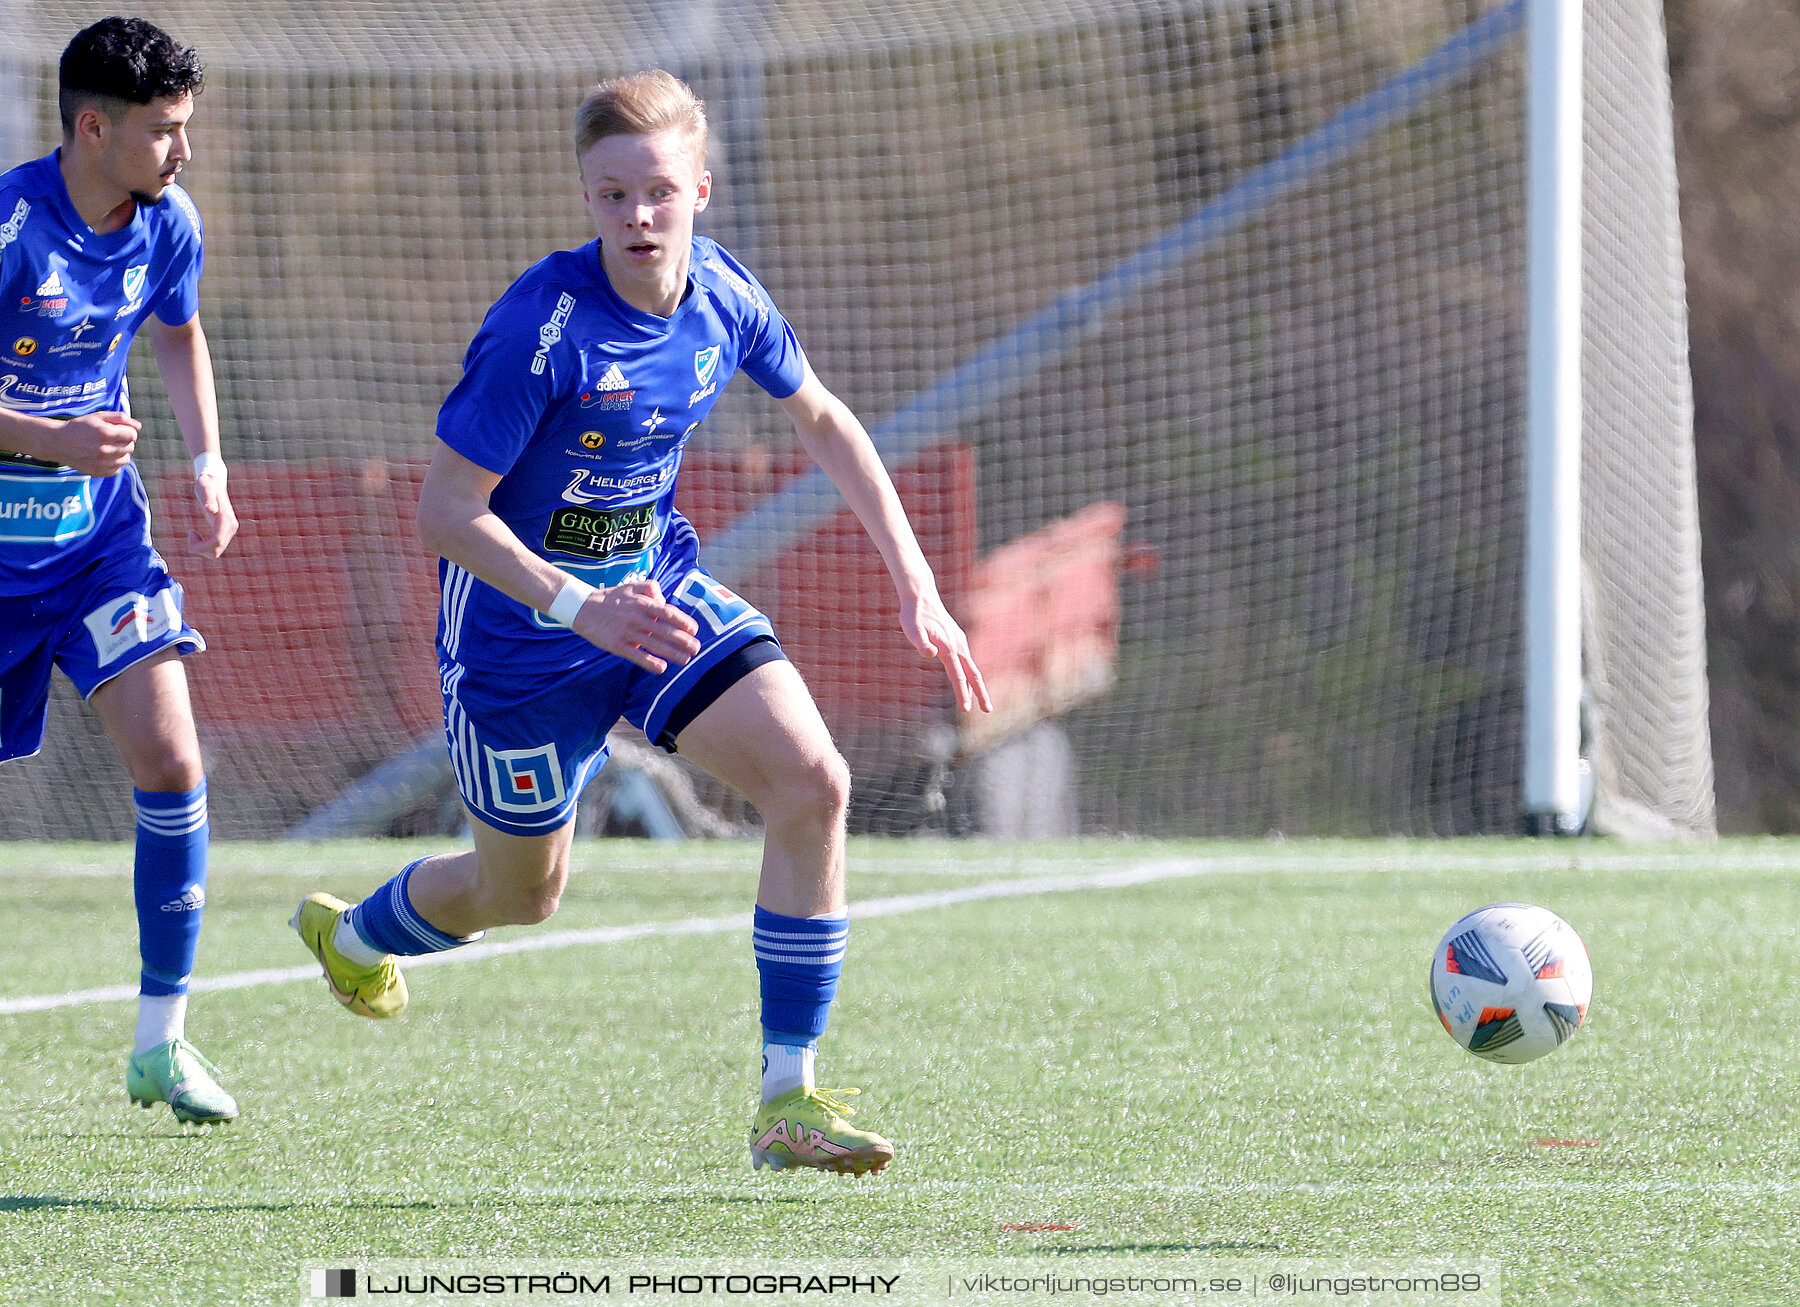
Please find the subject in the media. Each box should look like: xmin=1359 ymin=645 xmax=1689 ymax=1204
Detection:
xmin=1 ymin=0 xmax=1712 ymax=839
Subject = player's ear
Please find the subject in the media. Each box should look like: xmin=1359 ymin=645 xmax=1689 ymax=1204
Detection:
xmin=694 ymin=170 xmax=712 ymax=214
xmin=73 ymin=104 xmax=109 ymax=149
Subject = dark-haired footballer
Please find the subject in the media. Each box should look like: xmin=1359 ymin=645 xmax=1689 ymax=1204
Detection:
xmin=0 ymin=17 xmax=239 ymax=1124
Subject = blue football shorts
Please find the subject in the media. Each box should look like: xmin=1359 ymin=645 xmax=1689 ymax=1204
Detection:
xmin=441 ymin=567 xmax=784 ymax=836
xmin=0 ymin=548 xmax=205 ymax=763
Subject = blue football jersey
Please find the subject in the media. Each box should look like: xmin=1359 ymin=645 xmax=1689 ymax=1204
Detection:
xmin=0 ymin=150 xmax=204 ymax=596
xmin=435 ymin=235 xmax=806 ymax=674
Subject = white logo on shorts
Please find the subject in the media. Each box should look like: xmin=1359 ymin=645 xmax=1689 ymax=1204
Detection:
xmin=485 ymin=742 xmax=567 ymax=812
xmin=82 ymin=590 xmax=180 ymax=666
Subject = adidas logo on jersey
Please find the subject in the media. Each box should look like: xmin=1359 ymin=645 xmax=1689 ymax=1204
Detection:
xmin=581 ymin=362 xmax=635 ymax=410
xmin=35 ymin=269 xmax=64 ymax=297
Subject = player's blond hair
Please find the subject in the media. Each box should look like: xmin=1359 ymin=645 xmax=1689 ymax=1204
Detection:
xmin=574 ymin=70 xmax=707 ymax=167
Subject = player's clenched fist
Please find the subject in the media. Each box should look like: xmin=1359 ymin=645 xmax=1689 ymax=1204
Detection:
xmin=53 ymin=411 xmax=140 ymax=477
xmin=571 ymin=578 xmax=701 ymax=674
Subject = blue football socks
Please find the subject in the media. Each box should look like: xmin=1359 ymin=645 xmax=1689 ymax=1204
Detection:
xmin=346 ymin=858 xmax=480 ymax=956
xmin=133 ymin=783 xmax=209 ymax=998
xmin=754 ymin=905 xmax=848 ymax=1099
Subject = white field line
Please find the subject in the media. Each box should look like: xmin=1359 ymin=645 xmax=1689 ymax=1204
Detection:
xmin=6 ymin=846 xmax=1796 ymax=1016
xmin=2 ymin=855 xmax=1314 ymax=1016
xmin=10 ymin=841 xmax=1800 ymax=881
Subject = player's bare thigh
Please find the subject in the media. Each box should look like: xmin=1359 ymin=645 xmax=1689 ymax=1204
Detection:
xmin=672 ymin=660 xmax=850 ymax=915
xmin=88 ymin=647 xmax=204 ymax=793
xmin=409 ymin=661 xmax=847 ymax=934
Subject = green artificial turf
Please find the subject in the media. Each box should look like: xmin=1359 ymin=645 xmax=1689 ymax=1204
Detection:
xmin=1 ymin=838 xmax=1795 ymax=1305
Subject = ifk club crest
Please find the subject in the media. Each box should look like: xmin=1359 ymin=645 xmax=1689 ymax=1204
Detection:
xmin=123 ymin=264 xmax=149 ymax=302
xmin=694 ymin=345 xmax=721 ymax=387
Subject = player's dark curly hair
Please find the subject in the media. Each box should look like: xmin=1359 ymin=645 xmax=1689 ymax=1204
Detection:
xmin=58 ymin=16 xmax=204 ymax=137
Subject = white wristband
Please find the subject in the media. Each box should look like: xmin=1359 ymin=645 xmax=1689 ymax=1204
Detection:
xmin=546 ymin=576 xmax=595 ymax=628
xmin=193 ymin=451 xmax=226 ymax=483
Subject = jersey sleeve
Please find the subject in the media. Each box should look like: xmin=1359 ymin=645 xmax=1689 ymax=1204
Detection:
xmin=0 ymin=189 xmax=27 ymax=287
xmin=710 ymin=245 xmax=807 ymax=400
xmin=740 ymin=310 xmax=805 ymax=400
xmin=150 ymin=184 xmax=205 ymax=325
xmin=436 ymin=286 xmax=571 ymax=476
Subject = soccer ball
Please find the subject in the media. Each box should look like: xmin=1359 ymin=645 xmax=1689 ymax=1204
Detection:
xmin=1429 ymin=902 xmax=1592 ymax=1064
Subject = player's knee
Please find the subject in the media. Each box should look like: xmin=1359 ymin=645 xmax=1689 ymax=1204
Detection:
xmin=504 ymin=886 xmax=563 ymax=926
xmin=479 ymin=860 xmax=567 ymax=926
xmin=772 ymin=749 xmax=851 ymax=831
xmin=132 ymin=746 xmax=204 ymax=796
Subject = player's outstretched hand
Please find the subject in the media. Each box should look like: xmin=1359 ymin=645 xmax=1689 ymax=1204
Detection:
xmin=572 ymin=578 xmax=701 ymax=674
xmin=901 ymin=588 xmax=992 ymax=715
xmin=189 ymin=469 xmax=239 ymax=558
xmin=51 ymin=411 xmax=139 ymax=477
